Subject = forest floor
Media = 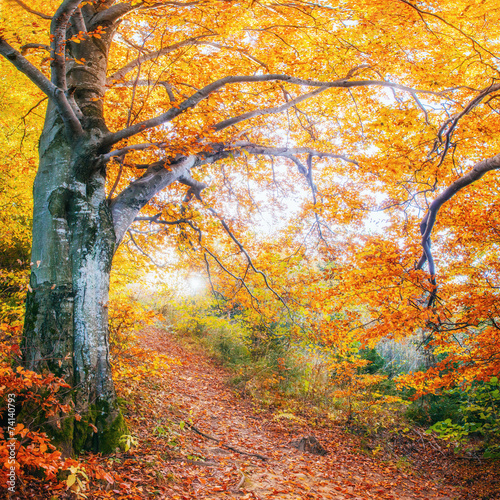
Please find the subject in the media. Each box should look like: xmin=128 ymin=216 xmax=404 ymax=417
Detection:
xmin=87 ymin=326 xmax=499 ymax=500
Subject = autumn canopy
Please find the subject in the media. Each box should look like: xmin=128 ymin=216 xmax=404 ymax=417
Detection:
xmin=1 ymin=0 xmax=499 ymax=457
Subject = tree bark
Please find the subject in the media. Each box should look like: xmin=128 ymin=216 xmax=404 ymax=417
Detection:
xmin=16 ymin=5 xmax=131 ymax=455
xmin=22 ymin=99 xmax=125 ymax=455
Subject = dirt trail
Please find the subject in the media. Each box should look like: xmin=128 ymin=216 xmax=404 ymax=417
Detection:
xmin=129 ymin=327 xmax=460 ymax=500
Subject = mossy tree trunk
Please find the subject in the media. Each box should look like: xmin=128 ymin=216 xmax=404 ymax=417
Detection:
xmin=3 ymin=1 xmax=187 ymax=454
xmin=1 ymin=0 xmax=287 ymax=456
xmin=22 ymin=97 xmax=126 ymax=455
xmin=19 ymin=6 xmax=128 ymax=455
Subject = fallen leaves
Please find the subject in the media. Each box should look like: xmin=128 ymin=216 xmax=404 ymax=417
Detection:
xmin=76 ymin=326 xmax=479 ymax=500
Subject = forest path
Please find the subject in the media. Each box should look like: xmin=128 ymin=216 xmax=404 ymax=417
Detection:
xmin=120 ymin=326 xmax=461 ymax=500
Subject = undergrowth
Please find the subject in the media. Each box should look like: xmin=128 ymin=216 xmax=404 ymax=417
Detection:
xmin=0 ymin=296 xmax=172 ymax=498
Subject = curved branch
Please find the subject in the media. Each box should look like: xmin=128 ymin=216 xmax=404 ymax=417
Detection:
xmin=89 ymin=2 xmax=135 ymax=28
xmin=127 ymin=230 xmax=166 ymax=267
xmin=306 ymin=154 xmax=326 ymax=243
xmin=178 ymin=171 xmax=208 ymax=202
xmin=107 ymin=36 xmax=212 ymax=83
xmin=283 ymin=153 xmax=308 ymax=175
xmin=104 ymin=141 xmax=357 ymax=169
xmin=102 ymin=142 xmax=168 ymax=161
xmin=0 ymin=39 xmax=55 ymax=96
xmin=433 ymin=83 xmax=500 ymax=166
xmin=20 ymin=43 xmax=50 ymax=54
xmin=51 ymin=0 xmax=82 ymax=90
xmin=206 ymin=207 xmax=291 ymax=314
xmin=417 ymin=152 xmax=500 ymax=304
xmin=134 ymin=215 xmax=194 ymax=225
xmin=107 ymin=156 xmax=126 ymax=200
xmin=398 ymin=0 xmax=500 ymax=62
xmin=138 ymin=213 xmax=262 ymax=305
xmin=110 ymin=155 xmax=197 ymax=244
xmin=204 ymin=254 xmax=226 ymax=307
xmin=232 ymin=142 xmax=358 ymax=165
xmin=71 ymin=7 xmax=87 ymax=33
xmin=100 ymin=74 xmax=442 ymax=149
xmin=213 ymin=86 xmax=326 ymax=131
xmin=204 ymin=248 xmax=261 ymax=306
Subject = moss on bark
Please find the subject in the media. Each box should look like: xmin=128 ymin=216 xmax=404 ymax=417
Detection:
xmin=47 ymin=414 xmax=75 ymax=458
xmin=98 ymin=408 xmax=128 ymax=454
xmin=73 ymin=401 xmax=127 ymax=454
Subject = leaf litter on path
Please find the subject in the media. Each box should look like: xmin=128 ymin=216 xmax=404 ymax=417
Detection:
xmin=93 ymin=327 xmax=467 ymax=499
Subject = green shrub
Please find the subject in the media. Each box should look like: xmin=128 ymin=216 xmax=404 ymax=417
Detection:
xmin=427 ymin=377 xmax=500 ymax=458
xmin=358 ymin=347 xmax=386 ymax=374
xmin=205 ymin=327 xmax=252 ymax=367
xmin=406 ymin=391 xmax=462 ymax=426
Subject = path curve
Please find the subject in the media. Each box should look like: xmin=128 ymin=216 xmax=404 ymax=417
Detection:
xmin=128 ymin=327 xmax=460 ymax=500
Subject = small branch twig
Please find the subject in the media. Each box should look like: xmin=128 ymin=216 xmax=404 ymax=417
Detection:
xmin=183 ymin=421 xmax=268 ymax=460
xmin=207 ymin=206 xmax=291 ymax=315
xmin=12 ymin=0 xmax=52 ymax=19
xmin=235 ymin=471 xmax=246 ymax=490
xmin=0 ymin=39 xmax=83 ymax=137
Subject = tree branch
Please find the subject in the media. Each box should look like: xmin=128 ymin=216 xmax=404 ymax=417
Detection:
xmin=103 ymin=140 xmax=356 ymax=170
xmin=88 ymin=2 xmax=135 ymax=28
xmin=178 ymin=171 xmax=208 ymax=202
xmin=127 ymin=230 xmax=166 ymax=267
xmin=71 ymin=7 xmax=87 ymax=33
xmin=0 ymin=39 xmax=83 ymax=137
xmin=107 ymin=36 xmax=213 ymax=83
xmin=108 ymin=79 xmax=177 ymax=102
xmin=182 ymin=420 xmax=268 ymax=460
xmin=110 ymin=155 xmax=197 ymax=244
xmin=51 ymin=0 xmax=82 ymax=90
xmin=206 ymin=206 xmax=291 ymax=315
xmin=213 ymin=86 xmax=327 ymax=131
xmin=107 ymin=156 xmax=126 ymax=200
xmin=204 ymin=247 xmax=262 ymax=306
xmin=100 ymin=73 xmax=444 ymax=149
xmin=204 ymin=254 xmax=226 ymax=308
xmin=231 ymin=142 xmax=358 ymax=165
xmin=102 ymin=142 xmax=169 ymax=161
xmin=134 ymin=215 xmax=194 ymax=225
xmin=398 ymin=0 xmax=500 ymax=61
xmin=306 ymin=154 xmax=327 ymax=243
xmin=20 ymin=43 xmax=50 ymax=54
xmin=0 ymin=39 xmax=55 ymax=96
xmin=416 ymin=152 xmax=500 ymax=303
xmin=136 ymin=213 xmax=263 ymax=306
xmin=11 ymin=0 xmax=52 ymax=19
xmin=433 ymin=83 xmax=500 ymax=167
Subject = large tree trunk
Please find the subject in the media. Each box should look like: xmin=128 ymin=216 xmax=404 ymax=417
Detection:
xmin=22 ymin=100 xmax=125 ymax=455
xmin=19 ymin=6 xmax=128 ymax=455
